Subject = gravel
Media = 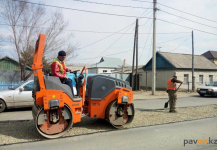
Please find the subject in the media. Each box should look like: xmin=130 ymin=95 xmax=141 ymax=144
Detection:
xmin=1 ymin=105 xmax=217 ymax=146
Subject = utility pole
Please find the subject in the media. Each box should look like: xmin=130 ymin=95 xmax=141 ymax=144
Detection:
xmin=131 ymin=19 xmax=138 ymax=90
xmin=192 ymin=31 xmax=195 ymax=92
xmin=122 ymin=59 xmax=126 ymax=73
xmin=152 ymin=0 xmax=157 ymax=95
xmin=135 ymin=19 xmax=139 ymax=90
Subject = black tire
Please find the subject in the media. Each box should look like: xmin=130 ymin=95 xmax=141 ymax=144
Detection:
xmin=200 ymin=94 xmax=205 ymax=97
xmin=0 ymin=99 xmax=6 ymax=113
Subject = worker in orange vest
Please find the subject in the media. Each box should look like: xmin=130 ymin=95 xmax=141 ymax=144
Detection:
xmin=166 ymin=76 xmax=183 ymax=113
xmin=50 ymin=50 xmax=74 ymax=96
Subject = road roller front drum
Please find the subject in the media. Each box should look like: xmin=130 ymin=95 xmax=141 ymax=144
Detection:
xmin=105 ymin=100 xmax=135 ymax=129
xmin=32 ymin=104 xmax=73 ymax=138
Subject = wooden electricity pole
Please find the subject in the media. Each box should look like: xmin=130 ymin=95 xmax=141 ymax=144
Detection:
xmin=131 ymin=19 xmax=138 ymax=90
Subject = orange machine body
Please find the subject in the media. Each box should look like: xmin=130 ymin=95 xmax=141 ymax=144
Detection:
xmin=32 ymin=34 xmax=134 ymax=138
xmin=86 ymin=88 xmax=133 ymax=119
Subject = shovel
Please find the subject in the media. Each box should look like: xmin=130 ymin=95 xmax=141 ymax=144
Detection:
xmin=164 ymin=83 xmax=182 ymax=108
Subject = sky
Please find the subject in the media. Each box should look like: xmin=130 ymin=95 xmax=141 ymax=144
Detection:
xmin=1 ymin=0 xmax=217 ymax=66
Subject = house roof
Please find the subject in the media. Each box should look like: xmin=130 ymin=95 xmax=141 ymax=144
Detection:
xmin=202 ymin=50 xmax=217 ymax=59
xmin=88 ymin=57 xmax=130 ymax=68
xmin=143 ymin=52 xmax=217 ymax=70
xmin=0 ymin=56 xmax=32 ymax=70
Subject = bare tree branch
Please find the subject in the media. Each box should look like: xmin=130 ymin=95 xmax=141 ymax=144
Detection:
xmin=0 ymin=0 xmax=77 ymax=81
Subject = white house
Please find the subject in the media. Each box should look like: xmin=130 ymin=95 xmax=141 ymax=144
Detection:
xmin=88 ymin=57 xmax=129 ymax=74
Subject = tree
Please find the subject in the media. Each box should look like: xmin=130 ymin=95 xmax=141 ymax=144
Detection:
xmin=0 ymin=0 xmax=76 ymax=81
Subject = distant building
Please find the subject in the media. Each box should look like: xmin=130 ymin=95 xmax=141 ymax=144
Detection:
xmin=88 ymin=57 xmax=129 ymax=74
xmin=139 ymin=52 xmax=217 ymax=90
xmin=202 ymin=50 xmax=217 ymax=65
xmin=0 ymin=56 xmax=32 ymax=82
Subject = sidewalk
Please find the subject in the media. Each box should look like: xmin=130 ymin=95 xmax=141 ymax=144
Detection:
xmin=133 ymin=91 xmax=198 ymax=100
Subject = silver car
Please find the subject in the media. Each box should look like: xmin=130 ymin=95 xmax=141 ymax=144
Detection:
xmin=197 ymin=82 xmax=217 ymax=97
xmin=0 ymin=80 xmax=34 ymax=112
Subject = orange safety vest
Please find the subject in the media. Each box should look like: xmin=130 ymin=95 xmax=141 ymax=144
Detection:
xmin=166 ymin=78 xmax=176 ymax=91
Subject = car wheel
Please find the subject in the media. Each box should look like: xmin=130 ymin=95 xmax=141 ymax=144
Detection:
xmin=199 ymin=94 xmax=205 ymax=97
xmin=0 ymin=99 xmax=6 ymax=113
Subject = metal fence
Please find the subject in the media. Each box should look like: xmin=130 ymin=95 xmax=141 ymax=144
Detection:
xmin=0 ymin=81 xmax=23 ymax=90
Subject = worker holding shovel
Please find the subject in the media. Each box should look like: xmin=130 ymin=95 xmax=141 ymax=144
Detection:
xmin=165 ymin=76 xmax=183 ymax=113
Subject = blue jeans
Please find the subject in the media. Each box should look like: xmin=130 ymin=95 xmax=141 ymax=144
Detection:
xmin=60 ymin=78 xmax=74 ymax=97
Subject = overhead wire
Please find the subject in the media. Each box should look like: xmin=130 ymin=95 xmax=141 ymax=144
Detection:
xmin=72 ymin=0 xmax=152 ymax=9
xmin=157 ymin=19 xmax=217 ymax=36
xmin=131 ymin=0 xmax=153 ymax=4
xmin=157 ymin=2 xmax=217 ymax=24
xmin=87 ymin=23 xmax=135 ymax=63
xmin=160 ymin=10 xmax=217 ymax=30
xmin=86 ymin=6 xmax=154 ymax=63
xmin=0 ymin=23 xmax=189 ymax=34
xmin=74 ymin=36 xmax=190 ymax=60
xmin=74 ymin=49 xmax=134 ymax=60
xmin=139 ymin=21 xmax=153 ymax=62
xmin=147 ymin=40 xmax=153 ymax=62
xmin=170 ymin=36 xmax=190 ymax=53
xmin=75 ymin=22 xmax=135 ymax=51
xmin=13 ymin=0 xmax=153 ymax=19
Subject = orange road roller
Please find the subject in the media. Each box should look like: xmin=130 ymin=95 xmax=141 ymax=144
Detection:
xmin=31 ymin=34 xmax=135 ymax=138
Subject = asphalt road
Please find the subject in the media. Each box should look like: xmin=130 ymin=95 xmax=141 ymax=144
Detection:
xmin=0 ymin=95 xmax=217 ymax=122
xmin=1 ymin=117 xmax=217 ymax=150
xmin=134 ymin=95 xmax=217 ymax=110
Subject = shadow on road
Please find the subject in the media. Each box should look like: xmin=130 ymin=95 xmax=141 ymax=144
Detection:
xmin=5 ymin=107 xmax=32 ymax=112
xmin=136 ymin=108 xmax=169 ymax=113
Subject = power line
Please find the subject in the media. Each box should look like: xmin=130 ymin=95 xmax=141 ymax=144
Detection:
xmin=76 ymin=23 xmax=135 ymax=51
xmin=139 ymin=21 xmax=153 ymax=62
xmin=157 ymin=2 xmax=217 ymax=24
xmin=147 ymin=40 xmax=152 ymax=62
xmin=139 ymin=4 xmax=152 ymax=17
xmin=157 ymin=36 xmax=189 ymax=44
xmin=0 ymin=23 xmax=190 ymax=34
xmin=13 ymin=0 xmax=153 ymax=19
xmin=74 ymin=36 xmax=191 ymax=60
xmin=87 ymin=23 xmax=134 ymax=63
xmin=160 ymin=10 xmax=217 ymax=30
xmin=170 ymin=37 xmax=190 ymax=52
xmin=74 ymin=49 xmax=134 ymax=60
xmin=131 ymin=0 xmax=153 ymax=3
xmin=72 ymin=0 xmax=152 ymax=9
xmin=140 ymin=13 xmax=153 ymax=26
xmin=157 ymin=19 xmax=217 ymax=36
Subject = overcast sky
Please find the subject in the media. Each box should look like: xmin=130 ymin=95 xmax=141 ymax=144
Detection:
xmin=1 ymin=0 xmax=217 ymax=66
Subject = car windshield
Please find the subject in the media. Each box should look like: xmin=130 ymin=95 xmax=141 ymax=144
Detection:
xmin=8 ymin=81 xmax=26 ymax=90
xmin=207 ymin=82 xmax=217 ymax=86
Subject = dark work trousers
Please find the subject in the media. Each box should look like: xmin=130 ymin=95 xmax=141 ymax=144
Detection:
xmin=60 ymin=78 xmax=74 ymax=97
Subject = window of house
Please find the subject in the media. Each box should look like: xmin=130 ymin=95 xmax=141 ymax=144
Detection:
xmin=184 ymin=74 xmax=189 ymax=84
xmin=209 ymin=75 xmax=213 ymax=83
xmin=199 ymin=75 xmax=203 ymax=84
xmin=103 ymin=70 xmax=107 ymax=73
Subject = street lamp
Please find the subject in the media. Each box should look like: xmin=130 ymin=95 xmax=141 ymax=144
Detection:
xmin=157 ymin=47 xmax=162 ymax=52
